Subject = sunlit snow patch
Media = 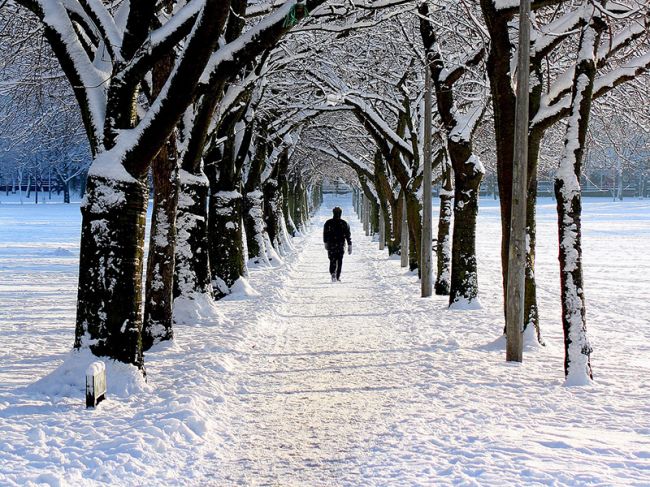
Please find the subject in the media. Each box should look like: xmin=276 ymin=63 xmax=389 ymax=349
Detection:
xmin=173 ymin=292 xmax=229 ymax=326
xmin=26 ymin=348 xmax=150 ymax=399
xmin=448 ymin=296 xmax=482 ymax=310
xmin=224 ymin=276 xmax=261 ymax=301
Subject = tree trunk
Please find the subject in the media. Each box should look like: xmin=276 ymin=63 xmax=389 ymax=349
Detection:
xmin=405 ymin=190 xmax=422 ymax=272
xmin=378 ymin=207 xmax=386 ymax=250
xmin=283 ymin=179 xmax=297 ymax=237
xmin=63 ymin=180 xmax=71 ymax=204
xmin=436 ymin=165 xmax=453 ymax=295
xmin=209 ymin=189 xmax=245 ymax=297
xmin=243 ymin=189 xmax=268 ymax=264
xmin=142 ymin=139 xmax=179 ymax=351
xmin=370 ymin=198 xmax=379 ymax=235
xmin=293 ymin=179 xmax=307 ymax=232
xmin=264 ymin=177 xmax=289 ymax=254
xmin=400 ymin=193 xmax=409 ymax=268
xmin=448 ymin=156 xmax=483 ymax=308
xmin=174 ymin=170 xmax=213 ymax=302
xmin=74 ymin=174 xmax=148 ymax=369
xmin=555 ymin=18 xmax=602 ymax=383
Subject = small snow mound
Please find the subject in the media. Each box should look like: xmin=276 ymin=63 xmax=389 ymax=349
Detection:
xmin=27 ymin=349 xmax=150 ymax=399
xmin=523 ymin=325 xmax=544 ymax=351
xmin=563 ymin=369 xmax=594 ymax=387
xmin=225 ymin=277 xmax=260 ymax=300
xmin=448 ymin=296 xmax=482 ymax=310
xmin=173 ymin=293 xmax=229 ymax=326
xmin=49 ymin=247 xmax=74 ymax=256
xmin=148 ymin=339 xmax=182 ymax=353
xmin=478 ymin=334 xmax=506 ymax=352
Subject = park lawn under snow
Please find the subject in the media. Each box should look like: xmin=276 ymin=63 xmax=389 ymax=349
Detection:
xmin=0 ymin=194 xmax=649 ymax=486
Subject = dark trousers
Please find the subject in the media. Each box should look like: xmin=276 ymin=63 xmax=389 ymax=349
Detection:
xmin=328 ymin=248 xmax=344 ymax=278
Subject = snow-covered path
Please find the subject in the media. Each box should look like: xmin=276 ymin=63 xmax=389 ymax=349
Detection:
xmin=216 ymin=208 xmax=433 ymax=484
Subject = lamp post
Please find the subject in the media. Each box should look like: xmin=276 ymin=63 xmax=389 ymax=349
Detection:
xmin=506 ymin=0 xmax=531 ymax=362
xmin=421 ymin=58 xmax=433 ymax=298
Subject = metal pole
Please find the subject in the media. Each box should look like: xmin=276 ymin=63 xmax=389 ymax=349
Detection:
xmin=400 ymin=194 xmax=409 ymax=268
xmin=506 ymin=0 xmax=530 ymax=362
xmin=421 ymin=60 xmax=433 ymax=298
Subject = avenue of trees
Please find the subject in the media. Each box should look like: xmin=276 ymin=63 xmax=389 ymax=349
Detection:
xmin=2 ymin=0 xmax=649 ymax=384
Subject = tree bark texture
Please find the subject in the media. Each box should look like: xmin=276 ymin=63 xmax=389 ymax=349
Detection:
xmin=243 ymin=190 xmax=268 ymax=264
xmin=209 ymin=190 xmax=245 ymax=298
xmin=436 ymin=165 xmax=453 ymax=296
xmin=555 ymin=19 xmax=602 ymax=382
xmin=143 ymin=138 xmax=179 ymax=350
xmin=74 ymin=175 xmax=148 ymax=369
xmin=400 ymin=193 xmax=409 ymax=268
xmin=174 ymin=171 xmax=213 ymax=301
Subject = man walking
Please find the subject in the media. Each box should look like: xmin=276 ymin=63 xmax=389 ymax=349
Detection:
xmin=323 ymin=206 xmax=352 ymax=282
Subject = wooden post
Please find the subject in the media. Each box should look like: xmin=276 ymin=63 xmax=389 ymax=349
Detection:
xmin=506 ymin=0 xmax=530 ymax=363
xmin=379 ymin=207 xmax=386 ymax=250
xmin=400 ymin=194 xmax=409 ymax=268
xmin=421 ymin=61 xmax=433 ymax=297
xmin=86 ymin=361 xmax=107 ymax=408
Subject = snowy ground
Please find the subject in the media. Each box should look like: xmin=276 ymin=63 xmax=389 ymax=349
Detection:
xmin=1 ymin=194 xmax=649 ymax=486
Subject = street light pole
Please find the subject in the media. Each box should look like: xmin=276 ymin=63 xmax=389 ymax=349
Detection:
xmin=421 ymin=58 xmax=433 ymax=298
xmin=506 ymin=0 xmax=531 ymax=362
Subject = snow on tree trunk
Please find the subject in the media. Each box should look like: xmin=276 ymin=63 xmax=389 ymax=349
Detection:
xmin=264 ymin=178 xmax=292 ymax=256
xmin=281 ymin=177 xmax=297 ymax=237
xmin=143 ymin=143 xmax=179 ymax=351
xmin=209 ymin=190 xmax=246 ymax=299
xmin=555 ymin=19 xmax=602 ymax=385
xmin=173 ymin=169 xmax=215 ymax=322
xmin=436 ymin=187 xmax=453 ymax=296
xmin=263 ymin=178 xmax=281 ymax=250
xmin=449 ymin=155 xmax=483 ymax=309
xmin=74 ymin=174 xmax=148 ymax=370
xmin=243 ymin=189 xmax=270 ymax=266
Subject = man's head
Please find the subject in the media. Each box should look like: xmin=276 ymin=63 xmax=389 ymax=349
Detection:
xmin=333 ymin=206 xmax=342 ymax=218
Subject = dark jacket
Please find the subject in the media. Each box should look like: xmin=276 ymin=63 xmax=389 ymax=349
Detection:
xmin=323 ymin=217 xmax=352 ymax=251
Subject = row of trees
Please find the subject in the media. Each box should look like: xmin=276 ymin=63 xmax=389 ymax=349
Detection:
xmin=5 ymin=0 xmax=649 ymax=383
xmin=277 ymin=0 xmax=649 ymax=383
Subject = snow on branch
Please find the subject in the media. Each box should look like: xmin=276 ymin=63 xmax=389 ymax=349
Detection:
xmin=449 ymin=102 xmax=487 ymax=144
xmin=18 ymin=0 xmax=110 ymax=152
xmin=439 ymin=47 xmax=486 ymax=86
xmin=76 ymin=0 xmax=123 ymax=62
xmin=116 ymin=0 xmax=205 ymax=88
xmin=531 ymin=7 xmax=588 ymax=60
xmin=306 ymin=143 xmax=374 ymax=180
xmin=344 ymin=95 xmax=413 ymax=156
xmin=496 ymin=0 xmax=568 ymax=15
